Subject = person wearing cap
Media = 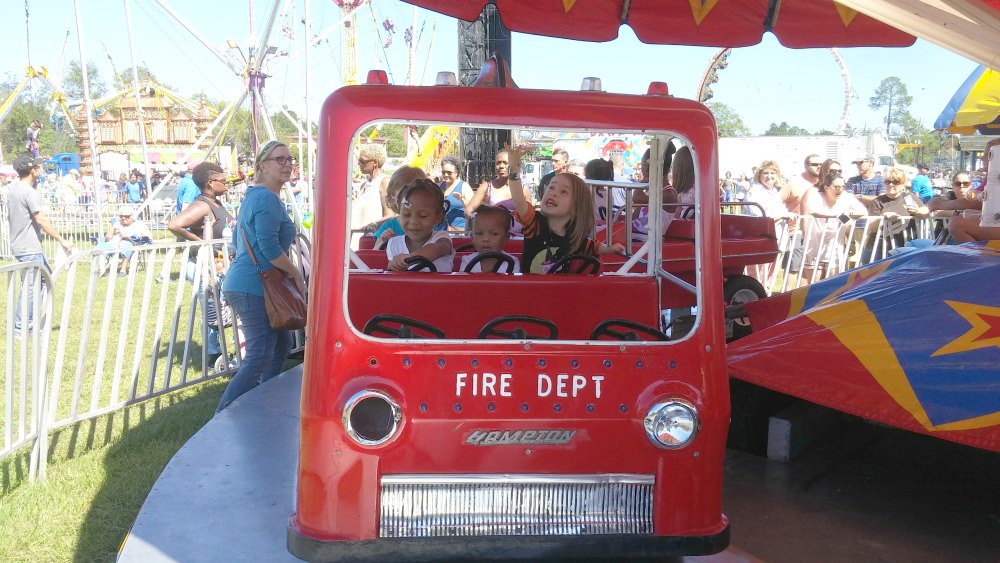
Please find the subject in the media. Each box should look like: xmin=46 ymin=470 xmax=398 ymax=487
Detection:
xmin=911 ymin=164 xmax=933 ymax=203
xmin=94 ymin=204 xmax=153 ymax=277
xmin=8 ymin=153 xmax=73 ymax=334
xmin=846 ymin=155 xmax=884 ymax=206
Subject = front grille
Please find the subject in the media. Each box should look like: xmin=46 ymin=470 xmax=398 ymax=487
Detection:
xmin=379 ymin=474 xmax=654 ymax=538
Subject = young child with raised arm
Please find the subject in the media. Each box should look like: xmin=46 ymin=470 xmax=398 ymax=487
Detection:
xmin=506 ymin=145 xmax=625 ymax=273
xmin=386 ymin=179 xmax=455 ymax=272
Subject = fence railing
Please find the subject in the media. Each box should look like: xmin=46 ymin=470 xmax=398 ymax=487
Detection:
xmin=744 ymin=213 xmax=949 ymax=295
xmin=1 ymin=262 xmax=53 ymax=482
xmin=0 ymin=234 xmax=309 ymax=483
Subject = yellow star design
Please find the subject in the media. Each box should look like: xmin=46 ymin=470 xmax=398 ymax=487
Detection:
xmin=932 ymin=301 xmax=1000 ymax=357
xmin=833 ymin=3 xmax=859 ymax=27
xmin=688 ymin=0 xmax=720 ymax=25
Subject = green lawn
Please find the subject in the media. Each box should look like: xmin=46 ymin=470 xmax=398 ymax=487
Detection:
xmin=0 ymin=247 xmax=250 ymax=562
xmin=0 ymin=378 xmax=227 ymax=562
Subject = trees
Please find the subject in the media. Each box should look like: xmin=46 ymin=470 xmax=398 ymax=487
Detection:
xmin=869 ymin=77 xmax=912 ymax=136
xmin=706 ymin=102 xmax=751 ymax=137
xmin=0 ymin=76 xmax=79 ymax=159
xmin=763 ymin=122 xmax=810 ymax=136
xmin=64 ymin=61 xmax=108 ymax=99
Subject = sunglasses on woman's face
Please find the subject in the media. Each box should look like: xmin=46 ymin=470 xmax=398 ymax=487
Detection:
xmin=884 ymin=179 xmax=902 ymax=186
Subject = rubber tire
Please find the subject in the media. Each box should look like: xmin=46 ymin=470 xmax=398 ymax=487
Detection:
xmin=723 ymin=274 xmax=767 ymax=342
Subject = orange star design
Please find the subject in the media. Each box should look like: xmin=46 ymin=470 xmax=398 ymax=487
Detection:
xmin=833 ymin=3 xmax=859 ymax=27
xmin=932 ymin=301 xmax=1000 ymax=357
xmin=688 ymin=0 xmax=720 ymax=25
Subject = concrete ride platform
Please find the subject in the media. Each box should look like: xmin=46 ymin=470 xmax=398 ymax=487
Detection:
xmin=119 ymin=368 xmax=1000 ymax=562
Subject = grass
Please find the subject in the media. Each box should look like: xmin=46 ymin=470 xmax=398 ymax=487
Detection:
xmin=0 ymin=245 xmax=246 ymax=562
xmin=0 ymin=378 xmax=227 ymax=562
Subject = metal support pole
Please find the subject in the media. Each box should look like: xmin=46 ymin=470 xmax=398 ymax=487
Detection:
xmin=73 ymin=0 xmax=105 ymax=225
xmin=124 ymin=0 xmax=152 ymax=194
xmin=151 ymin=0 xmax=243 ymax=76
xmin=304 ymin=0 xmax=315 ymax=208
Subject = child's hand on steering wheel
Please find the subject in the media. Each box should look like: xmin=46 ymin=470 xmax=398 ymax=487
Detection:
xmin=388 ymin=253 xmax=410 ymax=271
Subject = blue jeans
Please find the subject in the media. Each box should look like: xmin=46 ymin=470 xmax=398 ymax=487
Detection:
xmin=185 ymin=260 xmax=220 ymax=356
xmin=95 ymin=239 xmax=137 ymax=260
xmin=14 ymin=253 xmax=50 ymax=331
xmin=216 ymin=291 xmax=293 ymax=412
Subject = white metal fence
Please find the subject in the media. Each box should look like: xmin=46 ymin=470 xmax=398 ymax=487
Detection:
xmin=1 ymin=262 xmax=53 ymax=482
xmin=746 ymin=213 xmax=949 ymax=295
xmin=1 ymin=236 xmax=309 ymax=483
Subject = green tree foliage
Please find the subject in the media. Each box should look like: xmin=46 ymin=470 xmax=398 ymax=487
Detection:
xmin=763 ymin=121 xmax=811 ymax=136
xmin=893 ymin=112 xmax=948 ymax=166
xmin=64 ymin=60 xmax=107 ymax=99
xmin=0 ymin=76 xmax=79 ymax=160
xmin=707 ymin=102 xmax=751 ymax=137
xmin=869 ymin=77 xmax=912 ymax=137
xmin=358 ymin=124 xmax=429 ymax=158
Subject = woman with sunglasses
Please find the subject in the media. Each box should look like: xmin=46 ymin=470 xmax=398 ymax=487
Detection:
xmin=438 ymin=156 xmax=474 ymax=230
xmin=862 ymin=167 xmax=929 ymax=262
xmin=354 ymin=144 xmax=390 ymax=238
xmin=218 ymin=140 xmax=304 ymax=412
xmin=817 ymin=159 xmax=842 ymax=184
xmin=929 ymin=167 xmax=1000 ymax=243
xmin=168 ymin=162 xmax=235 ymax=359
xmin=800 ymin=170 xmax=867 ymax=284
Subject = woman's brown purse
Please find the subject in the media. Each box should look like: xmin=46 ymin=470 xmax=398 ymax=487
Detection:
xmin=241 ymin=229 xmax=307 ymax=330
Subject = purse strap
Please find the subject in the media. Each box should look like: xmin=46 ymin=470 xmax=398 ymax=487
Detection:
xmin=240 ymin=226 xmax=262 ymax=273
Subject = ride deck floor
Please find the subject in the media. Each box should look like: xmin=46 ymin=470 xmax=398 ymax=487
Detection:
xmin=119 ymin=368 xmax=1000 ymax=562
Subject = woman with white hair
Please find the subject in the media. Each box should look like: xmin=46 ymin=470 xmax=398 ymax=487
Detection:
xmin=353 ymin=143 xmax=390 ymax=233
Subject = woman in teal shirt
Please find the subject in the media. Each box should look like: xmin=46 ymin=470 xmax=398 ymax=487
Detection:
xmin=218 ymin=141 xmax=305 ymax=412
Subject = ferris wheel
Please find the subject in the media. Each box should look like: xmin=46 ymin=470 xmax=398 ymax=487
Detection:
xmin=697 ymin=47 xmax=853 ymax=135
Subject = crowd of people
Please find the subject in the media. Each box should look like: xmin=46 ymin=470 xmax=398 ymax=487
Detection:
xmin=6 ymin=135 xmax=996 ymax=413
xmin=349 ymin=140 xmax=999 ymax=295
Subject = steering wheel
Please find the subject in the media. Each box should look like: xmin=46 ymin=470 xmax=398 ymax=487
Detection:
xmin=546 ymin=253 xmax=601 ymax=274
xmin=404 ymin=255 xmax=437 ymax=272
xmin=463 ymin=251 xmax=516 ymax=273
xmin=478 ymin=315 xmax=558 ymax=340
xmin=590 ymin=319 xmax=669 ymax=342
xmin=454 ymin=241 xmax=476 ymax=252
xmin=363 ymin=314 xmax=446 ymax=339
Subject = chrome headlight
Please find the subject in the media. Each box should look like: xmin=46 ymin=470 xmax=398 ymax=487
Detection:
xmin=343 ymin=390 xmax=402 ymax=446
xmin=643 ymin=400 xmax=698 ymax=449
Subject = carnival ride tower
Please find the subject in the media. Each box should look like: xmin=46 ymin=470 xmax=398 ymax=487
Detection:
xmin=335 ymin=0 xmax=365 ymax=85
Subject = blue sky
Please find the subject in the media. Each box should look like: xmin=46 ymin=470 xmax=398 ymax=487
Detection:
xmin=2 ymin=0 xmax=980 ymax=136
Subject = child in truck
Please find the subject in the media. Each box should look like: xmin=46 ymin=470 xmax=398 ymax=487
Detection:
xmin=371 ymin=166 xmax=428 ymax=249
xmin=506 ymin=145 xmax=625 ymax=273
xmin=460 ymin=205 xmax=520 ymax=273
xmin=386 ymin=179 xmax=455 ymax=272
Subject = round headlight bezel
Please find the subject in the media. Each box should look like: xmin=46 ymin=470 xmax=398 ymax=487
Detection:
xmin=643 ymin=400 xmax=699 ymax=449
xmin=342 ymin=390 xmax=403 ymax=447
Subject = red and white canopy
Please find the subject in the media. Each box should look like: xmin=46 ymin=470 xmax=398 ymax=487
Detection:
xmin=405 ymin=0 xmax=1000 ymax=68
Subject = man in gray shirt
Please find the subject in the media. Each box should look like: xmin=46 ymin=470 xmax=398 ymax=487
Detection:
xmin=8 ymin=153 xmax=72 ymax=333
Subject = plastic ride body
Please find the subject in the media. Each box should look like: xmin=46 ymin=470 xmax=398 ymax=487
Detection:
xmin=291 ymin=84 xmax=731 ymax=560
